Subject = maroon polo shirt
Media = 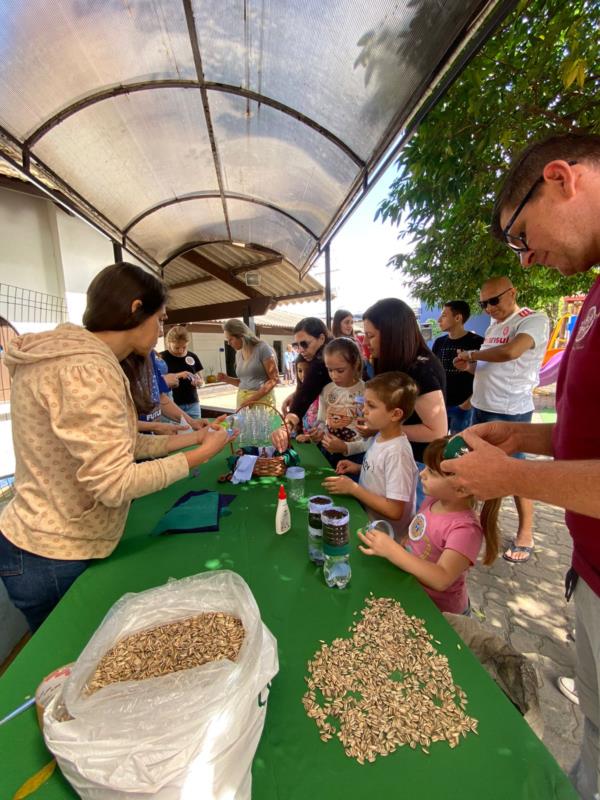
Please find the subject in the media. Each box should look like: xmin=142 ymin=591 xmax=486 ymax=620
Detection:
xmin=553 ymin=275 xmax=600 ymax=595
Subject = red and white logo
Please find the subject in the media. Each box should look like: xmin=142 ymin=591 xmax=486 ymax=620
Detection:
xmin=503 ymin=326 xmax=510 ymax=336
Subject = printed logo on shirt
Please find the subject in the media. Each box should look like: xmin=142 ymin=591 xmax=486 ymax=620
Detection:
xmin=518 ymin=309 xmax=534 ymax=317
xmin=185 ymin=356 xmax=195 ymax=366
xmin=408 ymin=513 xmax=427 ymax=541
xmin=575 ymin=305 xmax=599 ymax=345
xmin=502 ymin=326 xmax=510 ymax=336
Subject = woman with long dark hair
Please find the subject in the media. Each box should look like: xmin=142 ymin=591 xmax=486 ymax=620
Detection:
xmin=0 ymin=263 xmax=233 ymax=631
xmin=272 ymin=317 xmax=332 ymax=449
xmin=362 ymin=298 xmax=447 ymax=463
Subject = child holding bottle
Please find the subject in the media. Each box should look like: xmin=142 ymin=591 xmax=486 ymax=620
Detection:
xmin=322 ymin=371 xmax=419 ymax=537
xmin=357 ymin=436 xmax=501 ymax=615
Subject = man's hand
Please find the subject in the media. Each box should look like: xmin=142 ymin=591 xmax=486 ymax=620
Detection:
xmin=216 ymin=372 xmax=228 ymax=382
xmin=322 ymin=474 xmax=357 ymax=496
xmin=336 ymin=459 xmax=361 ymax=475
xmin=357 ymin=527 xmax=396 ymax=559
xmin=322 ymin=433 xmax=348 ymax=454
xmin=440 ymin=428 xmax=516 ymax=500
xmin=464 ymin=421 xmax=524 ymax=455
xmin=458 ymin=398 xmax=472 ymax=411
xmin=453 ymin=353 xmax=471 ymax=372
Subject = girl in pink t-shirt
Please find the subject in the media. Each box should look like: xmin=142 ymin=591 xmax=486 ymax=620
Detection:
xmin=358 ymin=437 xmax=501 ymax=614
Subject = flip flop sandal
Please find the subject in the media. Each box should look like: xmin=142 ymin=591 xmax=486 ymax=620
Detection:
xmin=503 ymin=540 xmax=533 ymax=563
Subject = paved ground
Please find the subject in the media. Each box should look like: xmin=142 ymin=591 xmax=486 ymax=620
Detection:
xmin=469 ymin=496 xmax=581 ymax=774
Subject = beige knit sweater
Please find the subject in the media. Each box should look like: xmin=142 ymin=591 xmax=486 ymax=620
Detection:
xmin=0 ymin=324 xmax=189 ymax=559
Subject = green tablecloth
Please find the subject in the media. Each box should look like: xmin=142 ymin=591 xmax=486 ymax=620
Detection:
xmin=0 ymin=443 xmax=576 ymax=799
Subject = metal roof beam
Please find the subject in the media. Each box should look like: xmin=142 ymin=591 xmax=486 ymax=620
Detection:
xmin=169 ymin=275 xmax=215 ymax=290
xmin=180 ymin=250 xmax=262 ymax=299
xmin=182 ymin=0 xmax=231 ymax=240
xmin=166 ymin=297 xmax=272 ymax=323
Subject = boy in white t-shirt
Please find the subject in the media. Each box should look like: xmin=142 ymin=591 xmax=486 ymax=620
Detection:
xmin=322 ymin=371 xmax=418 ymax=538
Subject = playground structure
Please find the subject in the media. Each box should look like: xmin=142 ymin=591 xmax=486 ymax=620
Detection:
xmin=538 ymin=295 xmax=585 ymax=387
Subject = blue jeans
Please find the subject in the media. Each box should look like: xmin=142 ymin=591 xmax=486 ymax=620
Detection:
xmin=0 ymin=532 xmax=90 ymax=632
xmin=471 ymin=407 xmax=533 ymax=459
xmin=447 ymin=405 xmax=473 ymax=434
xmin=178 ymin=402 xmax=201 ymax=419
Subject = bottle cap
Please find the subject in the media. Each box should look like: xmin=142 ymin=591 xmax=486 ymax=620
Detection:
xmin=443 ymin=435 xmax=472 ymax=460
xmin=278 ymin=484 xmax=287 ymax=500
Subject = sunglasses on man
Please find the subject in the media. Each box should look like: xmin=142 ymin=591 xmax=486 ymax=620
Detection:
xmin=478 ymin=287 xmax=513 ymax=310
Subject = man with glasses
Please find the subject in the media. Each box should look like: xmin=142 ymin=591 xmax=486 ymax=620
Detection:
xmin=442 ymin=134 xmax=600 ymax=800
xmin=453 ymin=276 xmax=548 ymax=563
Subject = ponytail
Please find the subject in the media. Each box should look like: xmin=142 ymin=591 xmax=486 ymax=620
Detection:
xmin=423 ymin=437 xmax=503 ymax=566
xmin=480 ymin=498 xmax=502 ymax=565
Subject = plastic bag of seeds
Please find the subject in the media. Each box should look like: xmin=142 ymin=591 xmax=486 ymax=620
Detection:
xmin=43 ymin=570 xmax=278 ymax=800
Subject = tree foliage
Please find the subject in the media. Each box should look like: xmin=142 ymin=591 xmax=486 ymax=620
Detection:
xmin=377 ymin=0 xmax=600 ymax=311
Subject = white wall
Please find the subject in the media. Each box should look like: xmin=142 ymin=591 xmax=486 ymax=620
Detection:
xmin=0 ymin=187 xmax=63 ymax=296
xmin=186 ymin=331 xmax=294 ymax=377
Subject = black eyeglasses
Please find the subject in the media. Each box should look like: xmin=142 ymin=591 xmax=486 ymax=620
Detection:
xmin=296 ymin=340 xmax=311 ymax=350
xmin=502 ymin=160 xmax=578 ymax=252
xmin=478 ymin=288 xmax=512 ymax=309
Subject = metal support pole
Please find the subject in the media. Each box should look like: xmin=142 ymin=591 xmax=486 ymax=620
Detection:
xmin=325 ymin=243 xmax=332 ymax=330
xmin=113 ymin=242 xmax=123 ymax=262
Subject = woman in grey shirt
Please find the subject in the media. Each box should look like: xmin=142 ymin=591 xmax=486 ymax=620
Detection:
xmin=217 ymin=319 xmax=279 ymax=408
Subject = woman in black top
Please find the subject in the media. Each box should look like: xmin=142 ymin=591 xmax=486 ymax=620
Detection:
xmin=362 ymin=298 xmax=447 ymax=463
xmin=273 ymin=317 xmax=332 ymax=450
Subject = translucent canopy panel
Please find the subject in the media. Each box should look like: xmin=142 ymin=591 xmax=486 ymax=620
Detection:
xmin=33 ymin=89 xmax=218 ymax=229
xmin=226 ymin=198 xmax=317 ymax=267
xmin=0 ymin=0 xmax=513 ymax=290
xmin=210 ymin=93 xmax=358 ymax=236
xmin=193 ymin=0 xmax=485 ymax=161
xmin=131 ymin=197 xmax=228 ymax=264
xmin=0 ymin=0 xmax=195 ymax=139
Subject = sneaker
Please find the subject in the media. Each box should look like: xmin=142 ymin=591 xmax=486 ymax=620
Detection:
xmin=557 ymin=676 xmax=579 ymax=705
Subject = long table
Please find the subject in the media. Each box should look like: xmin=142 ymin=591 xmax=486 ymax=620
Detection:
xmin=0 ymin=443 xmax=576 ymax=799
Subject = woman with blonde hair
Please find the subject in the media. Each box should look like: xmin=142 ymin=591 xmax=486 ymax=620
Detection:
xmin=217 ymin=319 xmax=279 ymax=408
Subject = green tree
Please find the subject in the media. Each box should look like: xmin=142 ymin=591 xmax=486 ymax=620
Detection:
xmin=377 ymin=0 xmax=600 ymax=311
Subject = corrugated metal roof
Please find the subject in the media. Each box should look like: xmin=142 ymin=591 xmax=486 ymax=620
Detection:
xmin=164 ymin=241 xmax=324 ymax=310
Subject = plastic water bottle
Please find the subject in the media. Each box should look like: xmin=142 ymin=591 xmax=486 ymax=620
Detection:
xmin=307 ymin=495 xmax=333 ymax=564
xmin=322 ymin=506 xmax=351 ymax=589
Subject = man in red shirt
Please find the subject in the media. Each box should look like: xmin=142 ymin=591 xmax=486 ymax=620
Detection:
xmin=441 ymin=134 xmax=600 ymax=800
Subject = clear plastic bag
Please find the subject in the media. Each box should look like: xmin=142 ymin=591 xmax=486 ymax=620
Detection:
xmin=43 ymin=571 xmax=278 ymax=800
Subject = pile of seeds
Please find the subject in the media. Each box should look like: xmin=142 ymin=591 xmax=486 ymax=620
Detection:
xmin=86 ymin=613 xmax=244 ymax=694
xmin=302 ymin=596 xmax=477 ymax=764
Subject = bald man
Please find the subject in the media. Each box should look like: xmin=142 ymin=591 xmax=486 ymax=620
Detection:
xmin=453 ymin=277 xmax=549 ymax=562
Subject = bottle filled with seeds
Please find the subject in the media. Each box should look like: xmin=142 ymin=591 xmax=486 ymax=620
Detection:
xmin=322 ymin=506 xmax=351 ymax=588
xmin=307 ymin=495 xmax=334 ymax=564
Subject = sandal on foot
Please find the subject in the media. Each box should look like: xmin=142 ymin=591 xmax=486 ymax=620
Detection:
xmin=503 ymin=540 xmax=533 ymax=563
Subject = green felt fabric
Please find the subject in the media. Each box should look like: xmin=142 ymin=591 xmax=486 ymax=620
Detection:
xmin=151 ymin=490 xmax=219 ymax=534
xmin=0 ymin=443 xmax=576 ymax=799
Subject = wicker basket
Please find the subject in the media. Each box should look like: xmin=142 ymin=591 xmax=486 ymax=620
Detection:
xmin=230 ymin=402 xmax=289 ymax=478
